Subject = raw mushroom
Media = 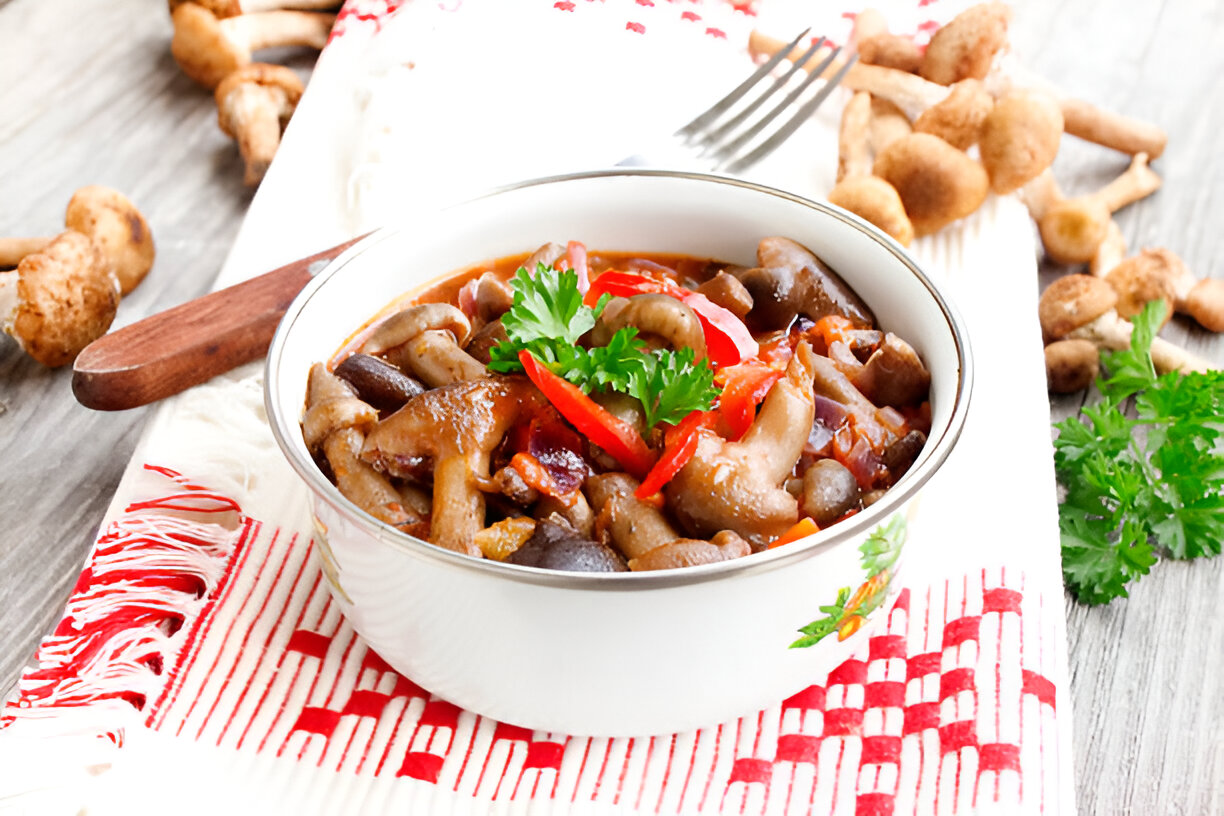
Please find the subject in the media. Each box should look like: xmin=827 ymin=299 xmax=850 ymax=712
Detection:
xmin=168 ymin=0 xmax=340 ymax=18
xmin=1037 ymin=274 xmax=1211 ymax=374
xmin=665 ymin=343 xmax=818 ymax=548
xmin=0 ymin=186 xmax=155 ymax=296
xmin=303 ymin=363 xmax=423 ymax=530
xmin=872 ymin=132 xmax=990 ymax=236
xmin=1044 ymin=338 xmax=1099 ymax=394
xmin=1090 ymin=219 xmax=1127 ymax=277
xmin=1030 ymin=153 xmax=1161 ymax=265
xmin=828 ymin=91 xmax=915 ymax=246
xmin=360 ymin=302 xmax=486 ymax=387
xmin=0 ymin=232 xmax=119 ymax=367
xmin=1107 ymin=248 xmax=1224 ymax=332
xmin=919 ymin=2 xmax=1012 ymax=85
xmin=214 ymin=63 xmax=304 ymax=186
xmin=736 ymin=236 xmax=876 ymax=331
xmin=977 ymin=90 xmax=1063 ymax=193
xmin=362 ymin=377 xmax=545 ymax=556
xmin=850 ymin=8 xmax=922 ymax=74
xmin=1103 ymin=256 xmax=1175 ymax=329
xmin=170 ymin=2 xmax=335 ymax=89
xmin=585 ymin=474 xmax=750 ymax=569
xmin=912 ymin=78 xmax=995 ymax=151
xmin=590 ymin=293 xmax=707 ymax=359
xmin=869 ymin=98 xmax=912 ymax=154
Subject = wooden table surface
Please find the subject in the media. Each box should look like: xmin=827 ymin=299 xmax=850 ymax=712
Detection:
xmin=2 ymin=1 xmax=1221 ymax=812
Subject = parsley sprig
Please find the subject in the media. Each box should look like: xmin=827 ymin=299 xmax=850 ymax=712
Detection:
xmin=488 ymin=264 xmax=718 ymax=429
xmin=1053 ymin=300 xmax=1224 ymax=604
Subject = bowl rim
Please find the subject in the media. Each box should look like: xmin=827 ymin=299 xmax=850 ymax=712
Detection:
xmin=265 ymin=168 xmax=974 ymax=591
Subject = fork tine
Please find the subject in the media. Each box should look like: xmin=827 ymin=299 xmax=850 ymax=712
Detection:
xmin=675 ymin=27 xmax=811 ymax=140
xmin=704 ymin=45 xmax=845 ymax=165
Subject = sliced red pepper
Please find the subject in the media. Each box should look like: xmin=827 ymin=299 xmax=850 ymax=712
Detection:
xmin=585 ymin=270 xmax=758 ymax=366
xmin=633 ymin=411 xmax=715 ymax=500
xmin=566 ymin=240 xmax=590 ymax=294
xmin=766 ymin=517 xmax=820 ymax=550
xmin=717 ymin=360 xmax=783 ymax=440
xmin=518 ymin=350 xmax=656 ymax=479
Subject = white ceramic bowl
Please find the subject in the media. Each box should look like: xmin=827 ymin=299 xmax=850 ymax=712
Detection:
xmin=265 ymin=170 xmax=972 ymax=737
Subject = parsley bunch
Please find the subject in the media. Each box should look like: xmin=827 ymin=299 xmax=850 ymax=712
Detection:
xmin=488 ymin=264 xmax=719 ymax=429
xmin=1053 ymin=301 xmax=1224 ymax=604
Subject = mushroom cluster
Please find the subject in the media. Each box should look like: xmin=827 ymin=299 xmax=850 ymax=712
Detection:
xmin=0 ymin=186 xmax=154 ymax=366
xmin=307 ymin=238 xmax=934 ymax=572
xmin=168 ymin=1 xmax=337 ymax=184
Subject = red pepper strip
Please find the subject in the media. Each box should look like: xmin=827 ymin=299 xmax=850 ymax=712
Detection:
xmin=633 ymin=411 xmax=716 ymax=500
xmin=566 ymin=240 xmax=590 ymax=294
xmin=509 ymin=452 xmax=575 ymax=505
xmin=585 ymin=271 xmax=758 ymax=366
xmin=717 ymin=361 xmax=783 ymax=440
xmin=766 ymin=517 xmax=820 ymax=550
xmin=518 ymin=350 xmax=656 ymax=479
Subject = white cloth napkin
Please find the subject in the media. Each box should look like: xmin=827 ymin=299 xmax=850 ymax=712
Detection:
xmin=0 ymin=1 xmax=1075 ymax=813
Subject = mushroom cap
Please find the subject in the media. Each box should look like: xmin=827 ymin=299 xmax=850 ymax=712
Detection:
xmin=171 ymin=2 xmax=247 ymax=89
xmin=64 ymin=186 xmax=155 ymax=295
xmin=858 ymin=33 xmax=923 ymax=74
xmin=978 ymin=91 xmax=1064 ymax=194
xmin=913 ymin=78 xmax=994 ymax=150
xmin=6 ymin=231 xmax=119 ymax=367
xmin=1105 ymin=255 xmax=1176 ymax=328
xmin=1044 ymin=338 xmax=1099 ymax=393
xmin=920 ymin=1 xmax=1012 ymax=85
xmin=1039 ymin=197 xmax=1112 ymax=265
xmin=1038 ymin=274 xmax=1117 ymax=339
xmin=827 ymin=174 xmax=915 ymax=246
xmin=169 ymin=0 xmax=241 ymax=16
xmin=214 ymin=62 xmax=305 ymax=135
xmin=872 ymin=132 xmax=989 ymax=235
xmin=1185 ymin=278 xmax=1224 ymax=332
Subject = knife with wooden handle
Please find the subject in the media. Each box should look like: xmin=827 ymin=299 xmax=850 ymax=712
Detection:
xmin=71 ymin=234 xmax=367 ymax=411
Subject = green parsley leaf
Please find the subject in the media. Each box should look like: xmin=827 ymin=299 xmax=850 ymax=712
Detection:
xmin=627 ymin=347 xmax=719 ymax=429
xmin=1054 ymin=299 xmax=1224 ymax=603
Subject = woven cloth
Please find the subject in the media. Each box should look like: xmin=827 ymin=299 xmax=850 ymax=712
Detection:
xmin=1 ymin=1 xmax=1075 ymax=813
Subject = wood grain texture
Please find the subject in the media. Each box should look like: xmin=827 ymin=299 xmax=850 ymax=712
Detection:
xmin=1 ymin=1 xmax=1221 ymax=813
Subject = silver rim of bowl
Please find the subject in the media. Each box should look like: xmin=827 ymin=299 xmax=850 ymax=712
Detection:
xmin=265 ymin=168 xmax=975 ymax=591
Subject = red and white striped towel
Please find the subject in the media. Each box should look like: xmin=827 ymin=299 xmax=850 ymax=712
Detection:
xmin=1 ymin=2 xmax=1075 ymax=813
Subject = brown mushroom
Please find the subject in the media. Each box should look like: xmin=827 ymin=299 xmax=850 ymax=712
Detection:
xmin=850 ymin=9 xmax=922 ymax=74
xmin=215 ymin=63 xmax=304 ymax=186
xmin=665 ymin=343 xmax=818 ymax=548
xmin=0 ymin=232 xmax=119 ymax=367
xmin=1103 ymin=257 xmax=1175 ymax=329
xmin=591 ymin=293 xmax=706 ymax=359
xmin=694 ymin=271 xmax=753 ymax=320
xmin=872 ymin=132 xmax=990 ymax=236
xmin=828 ymin=91 xmax=914 ymax=246
xmin=1107 ymin=248 xmax=1224 ymax=332
xmin=505 ymin=517 xmax=627 ymax=572
xmin=170 ymin=2 xmax=335 ymax=89
xmin=585 ymin=474 xmax=750 ymax=570
xmin=737 ymin=236 xmax=876 ymax=331
xmin=1044 ymin=338 xmax=1099 ymax=393
xmin=977 ymin=90 xmax=1063 ymax=193
xmin=1037 ymin=274 xmax=1210 ymax=374
xmin=0 ymin=186 xmax=155 ymax=295
xmin=168 ymin=0 xmax=340 ymax=18
xmin=800 ymin=459 xmax=861 ymax=526
xmin=1089 ymin=219 xmax=1127 ymax=277
xmin=920 ymin=2 xmax=1012 ymax=85
xmin=1031 ymin=153 xmax=1161 ymax=265
xmin=360 ymin=302 xmax=486 ymax=387
xmin=913 ymin=78 xmax=995 ymax=151
xmin=362 ymin=377 xmax=545 ymax=556
xmin=304 ymin=363 xmax=424 ymax=530
xmin=853 ymin=332 xmax=931 ymax=407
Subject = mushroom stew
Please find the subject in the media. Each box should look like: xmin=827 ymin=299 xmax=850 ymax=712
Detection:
xmin=303 ymin=236 xmax=932 ymax=572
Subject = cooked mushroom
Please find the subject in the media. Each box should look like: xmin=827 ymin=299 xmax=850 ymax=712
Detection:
xmin=853 ymin=332 xmax=931 ymax=407
xmin=664 ymin=343 xmax=818 ymax=548
xmin=920 ymin=2 xmax=1012 ymax=85
xmin=474 ymin=272 xmax=515 ymax=322
xmin=0 ymin=232 xmax=119 ymax=367
xmin=215 ymin=63 xmax=304 ymax=186
xmin=737 ymin=236 xmax=876 ymax=331
xmin=1044 ymin=338 xmax=1099 ymax=393
xmin=912 ymin=78 xmax=995 ymax=151
xmin=170 ymin=2 xmax=335 ymax=89
xmin=1105 ymin=248 xmax=1224 ymax=332
xmin=694 ymin=271 xmax=753 ymax=319
xmin=977 ymin=90 xmax=1063 ymax=193
xmin=304 ymin=363 xmax=424 ymax=529
xmin=800 ymin=459 xmax=860 ymax=526
xmin=506 ymin=517 xmax=627 ymax=572
xmin=591 ymin=293 xmax=706 ymax=359
xmin=828 ymin=91 xmax=914 ymax=246
xmin=872 ymin=132 xmax=990 ymax=236
xmin=362 ymin=377 xmax=545 ymax=555
xmin=586 ymin=474 xmax=750 ymax=570
xmin=1037 ymin=274 xmax=1210 ymax=374
xmin=360 ymin=302 xmax=486 ymax=387
xmin=168 ymin=0 xmax=340 ymax=18
xmin=1028 ymin=151 xmax=1160 ymax=265
xmin=0 ymin=186 xmax=155 ymax=295
xmin=333 ymin=352 xmax=426 ymax=412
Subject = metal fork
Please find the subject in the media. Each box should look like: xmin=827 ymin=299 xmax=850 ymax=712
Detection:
xmin=617 ymin=30 xmax=858 ymax=175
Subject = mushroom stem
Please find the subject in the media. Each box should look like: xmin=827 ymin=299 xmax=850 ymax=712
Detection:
xmin=1090 ymin=220 xmax=1126 ymax=277
xmin=0 ymin=237 xmax=54 ymax=268
xmin=1058 ymin=98 xmax=1167 ymax=160
xmin=226 ymin=9 xmax=334 ymax=53
xmin=1069 ymin=311 xmax=1211 ymax=374
xmin=837 ymin=91 xmax=873 ymax=181
xmin=1089 ymin=152 xmax=1162 ymax=213
xmin=215 ymin=64 xmax=303 ymax=186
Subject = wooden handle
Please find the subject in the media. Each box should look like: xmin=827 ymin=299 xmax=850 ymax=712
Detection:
xmin=72 ymin=235 xmax=366 ymax=411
